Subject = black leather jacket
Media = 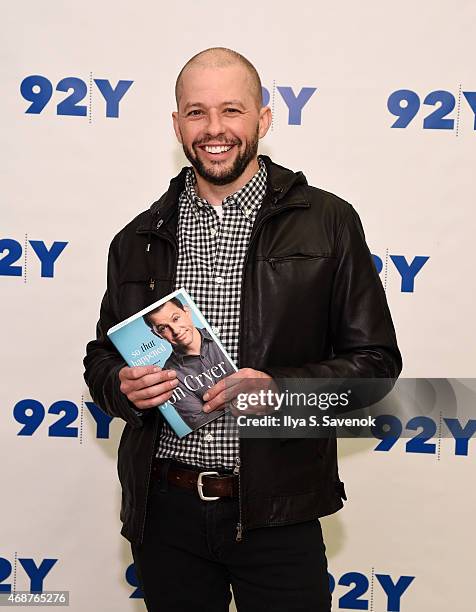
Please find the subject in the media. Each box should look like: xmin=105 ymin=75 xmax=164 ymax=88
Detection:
xmin=84 ymin=155 xmax=402 ymax=544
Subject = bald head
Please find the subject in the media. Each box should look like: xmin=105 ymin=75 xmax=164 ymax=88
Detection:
xmin=175 ymin=47 xmax=263 ymax=111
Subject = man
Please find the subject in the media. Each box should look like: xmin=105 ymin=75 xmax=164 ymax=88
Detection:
xmin=84 ymin=47 xmax=402 ymax=611
xmin=143 ymin=298 xmax=235 ymax=429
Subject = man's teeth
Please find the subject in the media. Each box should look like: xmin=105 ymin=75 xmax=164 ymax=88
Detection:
xmin=204 ymin=145 xmax=233 ymax=154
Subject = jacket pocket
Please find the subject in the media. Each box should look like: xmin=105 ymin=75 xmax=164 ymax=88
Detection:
xmin=262 ymin=253 xmax=334 ymax=270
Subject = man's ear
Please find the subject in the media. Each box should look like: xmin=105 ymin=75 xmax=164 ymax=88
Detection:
xmin=258 ymin=105 xmax=272 ymax=139
xmin=172 ymin=111 xmax=183 ymax=144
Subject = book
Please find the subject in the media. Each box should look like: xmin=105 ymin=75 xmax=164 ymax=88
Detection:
xmin=107 ymin=288 xmax=237 ymax=438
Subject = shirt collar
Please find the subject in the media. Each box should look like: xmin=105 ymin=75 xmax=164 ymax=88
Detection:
xmin=183 ymin=156 xmax=267 ymax=219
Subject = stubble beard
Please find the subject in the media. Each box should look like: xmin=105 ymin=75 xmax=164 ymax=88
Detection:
xmin=182 ymin=127 xmax=260 ymax=186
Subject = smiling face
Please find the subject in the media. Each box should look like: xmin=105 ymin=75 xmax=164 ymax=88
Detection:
xmin=172 ymin=63 xmax=271 ymax=186
xmin=148 ymin=302 xmax=196 ymax=352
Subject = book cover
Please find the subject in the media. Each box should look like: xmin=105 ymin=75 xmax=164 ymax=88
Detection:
xmin=107 ymin=288 xmax=237 ymax=438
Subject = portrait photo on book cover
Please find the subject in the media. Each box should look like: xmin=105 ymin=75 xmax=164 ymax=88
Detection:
xmin=142 ymin=294 xmax=236 ymax=430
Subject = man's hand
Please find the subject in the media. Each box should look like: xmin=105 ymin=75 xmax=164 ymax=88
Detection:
xmin=202 ymin=368 xmax=278 ymax=416
xmin=118 ymin=366 xmax=178 ymax=411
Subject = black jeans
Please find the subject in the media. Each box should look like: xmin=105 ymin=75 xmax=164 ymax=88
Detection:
xmin=131 ymin=466 xmax=331 ymax=612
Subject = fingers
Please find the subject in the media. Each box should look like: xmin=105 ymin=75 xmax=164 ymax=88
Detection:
xmin=119 ymin=365 xmax=170 ymax=382
xmin=119 ymin=366 xmax=176 ymax=387
xmin=231 ymin=402 xmax=275 ymax=417
xmin=118 ymin=365 xmax=178 ymax=409
xmin=202 ymin=374 xmax=242 ymax=412
xmin=203 ymin=369 xmax=276 ymax=414
xmin=127 ymin=378 xmax=179 ymax=405
xmin=202 ymin=370 xmax=244 ymax=403
xmin=132 ymin=388 xmax=177 ymax=410
xmin=203 ymin=375 xmax=239 ymax=401
xmin=203 ymin=391 xmax=232 ymax=413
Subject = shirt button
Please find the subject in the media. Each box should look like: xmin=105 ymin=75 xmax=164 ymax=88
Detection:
xmin=215 ymin=276 xmax=224 ymax=285
xmin=212 ymin=326 xmax=221 ymax=335
xmin=204 ymin=433 xmax=214 ymax=442
xmin=210 ymin=227 xmax=217 ymax=236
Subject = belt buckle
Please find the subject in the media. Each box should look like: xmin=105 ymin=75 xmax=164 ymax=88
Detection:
xmin=197 ymin=471 xmax=220 ymax=501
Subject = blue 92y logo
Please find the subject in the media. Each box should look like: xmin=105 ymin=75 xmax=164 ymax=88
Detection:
xmin=13 ymin=399 xmax=113 ymax=440
xmin=372 ymin=415 xmax=476 ymax=456
xmin=0 ymin=238 xmax=67 ymax=278
xmin=0 ymin=557 xmax=57 ymax=593
xmin=20 ymin=75 xmax=133 ymax=118
xmin=328 ymin=571 xmax=414 ymax=612
xmin=261 ymin=85 xmax=316 ymax=125
xmin=387 ymin=88 xmax=476 ymax=130
xmin=372 ymin=253 xmax=429 ymax=293
xmin=125 ymin=565 xmax=415 ymax=610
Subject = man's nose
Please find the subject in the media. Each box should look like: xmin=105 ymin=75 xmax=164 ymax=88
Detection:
xmin=170 ymin=324 xmax=181 ymax=336
xmin=206 ymin=109 xmax=225 ymax=137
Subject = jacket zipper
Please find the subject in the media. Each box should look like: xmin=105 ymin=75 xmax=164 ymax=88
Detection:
xmin=238 ymin=202 xmax=305 ymax=355
xmin=233 ymin=456 xmax=243 ymax=542
xmin=236 ymin=199 xmax=305 ymax=541
xmin=265 ymin=254 xmax=325 ymax=271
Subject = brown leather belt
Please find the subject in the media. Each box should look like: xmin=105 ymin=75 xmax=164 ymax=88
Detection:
xmin=152 ymin=459 xmax=239 ymax=500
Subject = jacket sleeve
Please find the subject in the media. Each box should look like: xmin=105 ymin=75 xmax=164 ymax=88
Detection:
xmin=83 ymin=234 xmax=155 ymax=428
xmin=263 ymin=204 xmax=402 ymax=400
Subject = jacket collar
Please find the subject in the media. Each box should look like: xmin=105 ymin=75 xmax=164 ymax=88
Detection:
xmin=137 ymin=155 xmax=309 ymax=234
xmin=260 ymin=155 xmax=310 ymax=207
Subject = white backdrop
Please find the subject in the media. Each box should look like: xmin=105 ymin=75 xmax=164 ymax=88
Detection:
xmin=2 ymin=1 xmax=475 ymax=610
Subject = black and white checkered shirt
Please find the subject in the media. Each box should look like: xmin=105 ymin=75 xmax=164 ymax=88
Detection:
xmin=155 ymin=158 xmax=267 ymax=470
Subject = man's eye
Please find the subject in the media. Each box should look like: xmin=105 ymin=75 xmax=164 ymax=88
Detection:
xmin=225 ymin=108 xmax=239 ymax=114
xmin=187 ymin=109 xmax=203 ymax=117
